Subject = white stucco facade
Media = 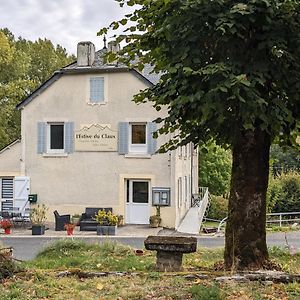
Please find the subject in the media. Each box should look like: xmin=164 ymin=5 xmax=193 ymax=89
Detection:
xmin=0 ymin=45 xmax=198 ymax=229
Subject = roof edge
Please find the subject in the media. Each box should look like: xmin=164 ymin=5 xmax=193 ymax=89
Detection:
xmin=0 ymin=139 xmax=21 ymax=154
xmin=16 ymin=72 xmax=63 ymax=109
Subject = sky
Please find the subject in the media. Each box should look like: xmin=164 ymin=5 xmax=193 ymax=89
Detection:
xmin=0 ymin=0 xmax=130 ymax=55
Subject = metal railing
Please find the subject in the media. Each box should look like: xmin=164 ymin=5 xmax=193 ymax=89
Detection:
xmin=266 ymin=212 xmax=300 ymax=227
xmin=191 ymin=187 xmax=209 ymax=207
xmin=216 ymin=211 xmax=300 ymax=233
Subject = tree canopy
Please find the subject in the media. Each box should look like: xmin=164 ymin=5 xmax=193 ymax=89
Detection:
xmin=0 ymin=29 xmax=75 ymax=149
xmin=102 ymin=0 xmax=300 ymax=269
xmin=101 ymin=0 xmax=299 ymax=151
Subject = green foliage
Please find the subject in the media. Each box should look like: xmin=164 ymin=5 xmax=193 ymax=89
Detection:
xmin=0 ymin=28 xmax=75 ymax=149
xmin=208 ymin=195 xmax=228 ymax=220
xmin=270 ymin=144 xmax=300 ymax=175
xmin=267 ymin=172 xmax=300 ymax=212
xmin=190 ymin=284 xmax=221 ymax=300
xmin=27 ymin=239 xmax=155 ymax=272
xmin=199 ymin=142 xmax=232 ymax=196
xmin=94 ymin=209 xmax=118 ymax=226
xmin=101 ymin=0 xmax=300 ymax=151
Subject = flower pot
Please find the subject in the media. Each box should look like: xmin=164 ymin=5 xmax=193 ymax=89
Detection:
xmin=135 ymin=249 xmax=144 ymax=256
xmin=4 ymin=228 xmax=11 ymax=235
xmin=32 ymin=225 xmax=45 ymax=235
xmin=67 ymin=228 xmax=74 ymax=235
xmin=97 ymin=225 xmax=117 ymax=236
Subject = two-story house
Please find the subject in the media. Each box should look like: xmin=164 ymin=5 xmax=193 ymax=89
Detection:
xmin=0 ymin=41 xmax=198 ymax=229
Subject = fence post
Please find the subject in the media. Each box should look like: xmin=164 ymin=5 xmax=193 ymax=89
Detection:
xmin=279 ymin=214 xmax=282 ymax=227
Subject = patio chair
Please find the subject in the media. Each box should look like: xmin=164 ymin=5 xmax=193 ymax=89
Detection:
xmin=0 ymin=211 xmax=11 ymax=219
xmin=53 ymin=210 xmax=71 ymax=231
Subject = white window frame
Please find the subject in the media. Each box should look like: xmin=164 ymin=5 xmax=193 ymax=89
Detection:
xmin=129 ymin=122 xmax=148 ymax=154
xmin=88 ymin=76 xmax=108 ymax=105
xmin=47 ymin=122 xmax=65 ymax=154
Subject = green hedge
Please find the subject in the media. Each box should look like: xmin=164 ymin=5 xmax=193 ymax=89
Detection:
xmin=267 ymin=173 xmax=300 ymax=213
xmin=208 ymin=195 xmax=228 ymax=220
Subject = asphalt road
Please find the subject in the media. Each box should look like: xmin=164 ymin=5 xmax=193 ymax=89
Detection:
xmin=1 ymin=232 xmax=299 ymax=261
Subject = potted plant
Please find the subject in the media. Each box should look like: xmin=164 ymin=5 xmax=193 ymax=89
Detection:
xmin=117 ymin=215 xmax=124 ymax=227
xmin=30 ymin=204 xmax=48 ymax=235
xmin=0 ymin=219 xmax=13 ymax=234
xmin=149 ymin=206 xmax=161 ymax=228
xmin=64 ymin=223 xmax=76 ymax=235
xmin=71 ymin=214 xmax=81 ymax=225
xmin=94 ymin=209 xmax=118 ymax=235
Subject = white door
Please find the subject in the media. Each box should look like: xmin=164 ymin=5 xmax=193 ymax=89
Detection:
xmin=125 ymin=180 xmax=150 ymax=224
xmin=14 ymin=177 xmax=30 ymax=213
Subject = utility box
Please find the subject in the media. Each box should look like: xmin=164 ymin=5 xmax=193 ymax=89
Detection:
xmin=28 ymin=194 xmax=37 ymax=203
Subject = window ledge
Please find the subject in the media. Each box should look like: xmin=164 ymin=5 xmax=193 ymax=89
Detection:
xmin=43 ymin=153 xmax=68 ymax=158
xmin=125 ymin=153 xmax=151 ymax=159
xmin=87 ymin=101 xmax=107 ymax=106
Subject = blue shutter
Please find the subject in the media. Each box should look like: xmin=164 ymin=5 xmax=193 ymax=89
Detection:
xmin=118 ymin=122 xmax=129 ymax=154
xmin=37 ymin=122 xmax=46 ymax=154
xmin=64 ymin=122 xmax=74 ymax=153
xmin=90 ymin=77 xmax=104 ymax=103
xmin=147 ymin=122 xmax=157 ymax=155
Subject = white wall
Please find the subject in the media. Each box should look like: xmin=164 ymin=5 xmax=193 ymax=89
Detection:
xmin=21 ymin=72 xmax=178 ymax=226
xmin=0 ymin=140 xmax=21 ymax=176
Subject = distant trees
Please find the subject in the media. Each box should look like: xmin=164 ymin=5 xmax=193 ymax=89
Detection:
xmin=0 ymin=28 xmax=75 ymax=149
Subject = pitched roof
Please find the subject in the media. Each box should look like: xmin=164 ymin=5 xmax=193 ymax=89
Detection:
xmin=17 ymin=49 xmax=160 ymax=109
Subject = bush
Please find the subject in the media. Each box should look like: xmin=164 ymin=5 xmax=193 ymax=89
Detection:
xmin=267 ymin=172 xmax=300 ymax=213
xmin=207 ymin=195 xmax=228 ymax=220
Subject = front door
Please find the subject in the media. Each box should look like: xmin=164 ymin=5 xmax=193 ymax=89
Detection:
xmin=125 ymin=180 xmax=150 ymax=224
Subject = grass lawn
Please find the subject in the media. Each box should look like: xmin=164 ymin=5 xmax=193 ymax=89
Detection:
xmin=1 ymin=240 xmax=300 ymax=299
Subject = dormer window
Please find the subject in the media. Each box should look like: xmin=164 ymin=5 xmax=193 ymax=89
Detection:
xmin=89 ymin=77 xmax=105 ymax=104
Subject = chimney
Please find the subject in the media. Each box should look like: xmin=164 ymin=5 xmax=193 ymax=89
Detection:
xmin=77 ymin=41 xmax=95 ymax=66
xmin=108 ymin=41 xmax=120 ymax=53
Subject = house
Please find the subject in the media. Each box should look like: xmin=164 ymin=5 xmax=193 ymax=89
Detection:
xmin=0 ymin=41 xmax=198 ymax=229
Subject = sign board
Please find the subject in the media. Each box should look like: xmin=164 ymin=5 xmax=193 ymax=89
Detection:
xmin=75 ymin=124 xmax=118 ymax=152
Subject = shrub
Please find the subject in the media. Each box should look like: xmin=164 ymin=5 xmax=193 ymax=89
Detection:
xmin=207 ymin=195 xmax=228 ymax=220
xmin=267 ymin=172 xmax=300 ymax=213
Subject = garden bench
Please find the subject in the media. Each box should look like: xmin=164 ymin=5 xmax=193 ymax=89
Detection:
xmin=79 ymin=207 xmax=112 ymax=231
xmin=144 ymin=236 xmax=197 ymax=271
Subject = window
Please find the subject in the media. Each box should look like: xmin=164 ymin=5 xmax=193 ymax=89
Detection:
xmin=129 ymin=123 xmax=147 ymax=153
xmin=177 ymin=177 xmax=182 ymax=207
xmin=47 ymin=123 xmax=64 ymax=153
xmin=90 ymin=77 xmax=105 ymax=103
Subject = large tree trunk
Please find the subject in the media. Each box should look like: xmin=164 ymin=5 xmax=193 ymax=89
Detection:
xmin=224 ymin=128 xmax=271 ymax=270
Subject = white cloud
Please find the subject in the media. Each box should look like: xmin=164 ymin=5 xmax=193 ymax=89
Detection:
xmin=0 ymin=0 xmax=131 ymax=54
